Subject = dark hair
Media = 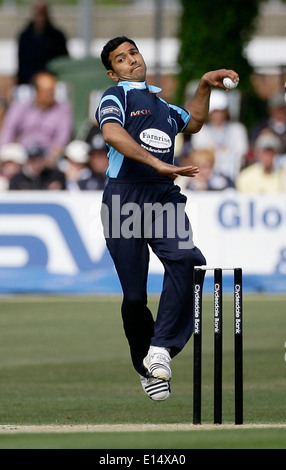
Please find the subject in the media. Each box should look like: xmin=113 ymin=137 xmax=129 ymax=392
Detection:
xmin=101 ymin=36 xmax=138 ymax=71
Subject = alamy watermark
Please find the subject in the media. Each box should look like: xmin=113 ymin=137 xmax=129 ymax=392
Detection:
xmin=100 ymin=195 xmax=194 ymax=249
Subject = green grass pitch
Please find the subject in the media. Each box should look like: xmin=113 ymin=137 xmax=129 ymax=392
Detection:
xmin=0 ymin=294 xmax=285 ymax=449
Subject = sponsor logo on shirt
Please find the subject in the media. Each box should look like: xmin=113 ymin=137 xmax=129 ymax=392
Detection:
xmin=129 ymin=82 xmax=145 ymax=89
xmin=140 ymin=128 xmax=172 ymax=149
xmin=130 ymin=109 xmax=152 ymax=117
xmin=100 ymin=106 xmax=121 ymax=119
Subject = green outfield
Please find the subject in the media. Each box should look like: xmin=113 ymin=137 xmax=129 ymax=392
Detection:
xmin=0 ymin=294 xmax=285 ymax=449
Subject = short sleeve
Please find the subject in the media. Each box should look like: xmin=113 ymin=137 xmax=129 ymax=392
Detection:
xmin=95 ymin=87 xmax=126 ymax=129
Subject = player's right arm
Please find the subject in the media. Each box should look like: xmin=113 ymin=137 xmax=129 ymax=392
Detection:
xmin=184 ymin=69 xmax=239 ymax=134
xmin=102 ymin=121 xmax=199 ymax=179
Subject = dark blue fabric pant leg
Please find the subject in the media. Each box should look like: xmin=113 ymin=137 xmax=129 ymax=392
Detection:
xmin=149 ymin=241 xmax=206 ymax=357
xmin=102 ymin=182 xmax=156 ymax=377
xmin=147 ymin=186 xmax=206 ymax=357
xmin=102 ymin=181 xmax=206 ymax=376
xmin=106 ymin=235 xmax=155 ymax=377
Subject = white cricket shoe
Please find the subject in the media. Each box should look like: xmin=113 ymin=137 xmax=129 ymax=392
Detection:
xmin=140 ymin=375 xmax=171 ymax=401
xmin=143 ymin=346 xmax=172 ymax=381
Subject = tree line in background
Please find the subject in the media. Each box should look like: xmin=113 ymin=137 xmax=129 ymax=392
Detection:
xmin=176 ymin=0 xmax=273 ymax=129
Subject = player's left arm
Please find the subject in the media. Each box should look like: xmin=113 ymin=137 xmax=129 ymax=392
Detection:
xmin=183 ymin=69 xmax=239 ymax=134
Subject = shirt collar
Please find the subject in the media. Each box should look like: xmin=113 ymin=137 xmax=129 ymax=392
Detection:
xmin=117 ymin=81 xmax=162 ymax=94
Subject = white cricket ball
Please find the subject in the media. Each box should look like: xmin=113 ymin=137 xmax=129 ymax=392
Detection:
xmin=223 ymin=78 xmax=239 ymax=90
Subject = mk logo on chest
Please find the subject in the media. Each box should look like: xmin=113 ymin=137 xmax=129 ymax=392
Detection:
xmin=130 ymin=109 xmax=153 ymax=117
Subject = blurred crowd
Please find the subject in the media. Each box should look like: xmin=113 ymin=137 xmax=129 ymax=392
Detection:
xmin=0 ymin=1 xmax=285 ymax=194
xmin=0 ymin=67 xmax=108 ymax=192
xmin=0 ymin=1 xmax=108 ymax=192
xmin=176 ymin=88 xmax=286 ymax=194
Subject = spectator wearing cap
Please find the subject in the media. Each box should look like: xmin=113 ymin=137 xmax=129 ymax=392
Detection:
xmin=236 ymin=132 xmax=285 ymax=193
xmin=250 ymin=92 xmax=286 ymax=155
xmin=9 ymin=145 xmax=66 ymax=190
xmin=191 ymin=89 xmax=249 ymax=182
xmin=78 ymin=133 xmax=108 ymax=190
xmin=0 ymin=143 xmax=27 ymax=190
xmin=0 ymin=71 xmax=73 ymax=167
xmin=64 ymin=140 xmax=91 ymax=191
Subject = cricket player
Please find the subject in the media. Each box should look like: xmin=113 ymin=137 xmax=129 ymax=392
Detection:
xmin=95 ymin=36 xmax=239 ymax=401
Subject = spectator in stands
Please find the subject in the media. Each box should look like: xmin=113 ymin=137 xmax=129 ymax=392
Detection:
xmin=79 ymin=133 xmax=108 ymax=190
xmin=0 ymin=143 xmax=27 ymax=191
xmin=0 ymin=98 xmax=8 ymax=134
xmin=177 ymin=148 xmax=235 ymax=192
xmin=63 ymin=140 xmax=91 ymax=191
xmin=236 ymin=132 xmax=285 ymax=194
xmin=9 ymin=145 xmax=66 ymax=190
xmin=0 ymin=71 xmax=73 ymax=167
xmin=16 ymin=1 xmax=69 ymax=85
xmin=191 ymin=89 xmax=249 ymax=183
xmin=249 ymin=91 xmax=286 ymax=157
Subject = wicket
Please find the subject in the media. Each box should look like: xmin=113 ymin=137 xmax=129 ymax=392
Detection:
xmin=193 ymin=266 xmax=243 ymax=425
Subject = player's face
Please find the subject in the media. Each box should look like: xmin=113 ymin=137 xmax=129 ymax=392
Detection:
xmin=107 ymin=42 xmax=147 ymax=83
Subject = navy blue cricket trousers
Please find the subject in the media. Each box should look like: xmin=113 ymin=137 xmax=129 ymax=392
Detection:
xmin=101 ymin=179 xmax=206 ymax=377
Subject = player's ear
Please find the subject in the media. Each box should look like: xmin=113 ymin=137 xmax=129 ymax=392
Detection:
xmin=107 ymin=70 xmax=120 ymax=83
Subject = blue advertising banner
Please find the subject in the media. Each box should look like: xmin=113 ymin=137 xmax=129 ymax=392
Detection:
xmin=0 ymin=191 xmax=285 ymax=294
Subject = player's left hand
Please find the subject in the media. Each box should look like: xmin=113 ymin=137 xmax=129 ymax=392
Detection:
xmin=156 ymin=160 xmax=199 ymax=179
xmin=173 ymin=165 xmax=200 ymax=178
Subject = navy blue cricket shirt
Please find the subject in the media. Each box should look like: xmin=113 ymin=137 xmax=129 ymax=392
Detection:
xmin=95 ymin=81 xmax=191 ymax=180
